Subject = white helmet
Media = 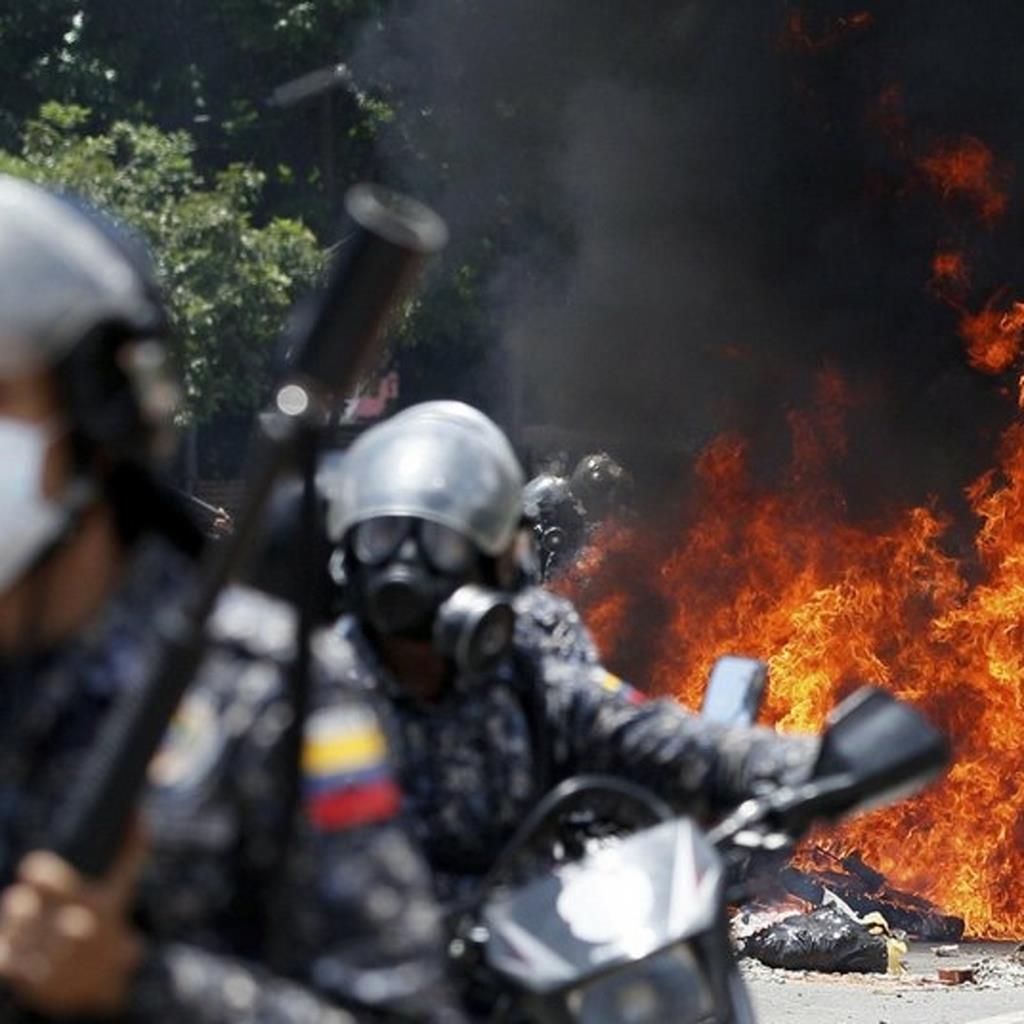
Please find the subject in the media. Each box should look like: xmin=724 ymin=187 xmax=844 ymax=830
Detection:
xmin=0 ymin=175 xmax=163 ymax=376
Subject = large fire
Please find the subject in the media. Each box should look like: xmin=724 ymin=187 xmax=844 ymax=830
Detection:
xmin=564 ymin=8 xmax=1024 ymax=939
xmin=564 ymin=374 xmax=1024 ymax=939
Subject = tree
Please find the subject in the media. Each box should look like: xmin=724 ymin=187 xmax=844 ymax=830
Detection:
xmin=0 ymin=5 xmax=499 ymax=418
xmin=0 ymin=103 xmax=322 ymax=425
xmin=0 ymin=2 xmax=392 ymax=234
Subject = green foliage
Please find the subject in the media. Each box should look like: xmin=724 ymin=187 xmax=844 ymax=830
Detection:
xmin=0 ymin=3 xmax=495 ymax=415
xmin=0 ymin=103 xmax=321 ymax=424
xmin=0 ymin=2 xmax=395 ymax=233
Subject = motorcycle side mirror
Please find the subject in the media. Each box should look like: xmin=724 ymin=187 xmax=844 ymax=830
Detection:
xmin=812 ymin=686 xmax=950 ymax=817
xmin=701 ymin=656 xmax=767 ymax=728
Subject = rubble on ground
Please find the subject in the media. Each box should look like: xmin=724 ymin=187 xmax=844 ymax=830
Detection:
xmin=969 ymin=945 xmax=1024 ymax=989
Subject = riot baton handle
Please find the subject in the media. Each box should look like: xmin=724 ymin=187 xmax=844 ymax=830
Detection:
xmin=48 ymin=185 xmax=448 ymax=877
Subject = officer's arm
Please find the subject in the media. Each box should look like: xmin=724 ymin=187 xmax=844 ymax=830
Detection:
xmin=127 ymin=944 xmax=364 ymax=1023
xmin=543 ymin=660 xmax=818 ymax=818
xmin=514 ymin=588 xmax=602 ymax=665
xmin=128 ymin=673 xmax=462 ymax=1023
xmin=127 ymin=829 xmax=459 ymax=1024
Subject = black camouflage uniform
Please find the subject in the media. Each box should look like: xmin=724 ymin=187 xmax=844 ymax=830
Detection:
xmin=328 ymin=587 xmax=814 ymax=906
xmin=0 ymin=537 xmax=460 ymax=1023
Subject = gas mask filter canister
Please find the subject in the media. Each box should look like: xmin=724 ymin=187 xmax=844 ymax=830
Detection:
xmin=433 ymin=584 xmax=516 ymax=675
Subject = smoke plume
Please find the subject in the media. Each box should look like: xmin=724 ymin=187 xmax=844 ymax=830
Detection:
xmin=354 ymin=1 xmax=1024 ymax=514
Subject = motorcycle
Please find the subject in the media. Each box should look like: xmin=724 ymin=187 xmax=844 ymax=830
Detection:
xmin=447 ymin=662 xmax=949 ymax=1024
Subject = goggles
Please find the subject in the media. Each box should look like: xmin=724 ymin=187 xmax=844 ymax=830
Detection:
xmin=351 ymin=516 xmax=478 ymax=575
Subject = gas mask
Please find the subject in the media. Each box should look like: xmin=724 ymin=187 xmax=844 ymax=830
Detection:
xmin=0 ymin=416 xmax=87 ymax=593
xmin=348 ymin=516 xmax=516 ymax=674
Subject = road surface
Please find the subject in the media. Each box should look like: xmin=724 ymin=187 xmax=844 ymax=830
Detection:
xmin=746 ymin=941 xmax=1024 ymax=1024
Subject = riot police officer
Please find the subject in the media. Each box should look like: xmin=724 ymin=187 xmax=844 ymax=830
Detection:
xmin=569 ymin=451 xmax=633 ymax=525
xmin=320 ymin=401 xmax=816 ymax=905
xmin=521 ymin=473 xmax=585 ymax=582
xmin=0 ymin=176 xmax=460 ymax=1021
xmin=523 ymin=452 xmax=633 ymax=582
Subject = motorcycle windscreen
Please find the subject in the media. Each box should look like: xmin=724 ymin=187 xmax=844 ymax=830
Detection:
xmin=484 ymin=818 xmax=723 ymax=993
xmin=566 ymin=942 xmax=715 ymax=1024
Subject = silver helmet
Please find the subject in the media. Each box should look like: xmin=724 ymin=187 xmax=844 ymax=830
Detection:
xmin=0 ymin=175 xmax=163 ymax=375
xmin=522 ymin=473 xmax=574 ymax=522
xmin=324 ymin=401 xmax=525 ymax=556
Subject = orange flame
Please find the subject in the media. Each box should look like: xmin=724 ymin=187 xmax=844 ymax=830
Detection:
xmin=919 ymin=137 xmax=1011 ymax=224
xmin=929 ymin=250 xmax=971 ymax=301
xmin=959 ymin=296 xmax=1024 ymax=375
xmin=564 ymin=375 xmax=1024 ymax=938
xmin=782 ymin=8 xmax=875 ymax=53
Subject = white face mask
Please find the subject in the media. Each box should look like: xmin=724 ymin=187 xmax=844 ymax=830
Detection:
xmin=0 ymin=416 xmax=72 ymax=593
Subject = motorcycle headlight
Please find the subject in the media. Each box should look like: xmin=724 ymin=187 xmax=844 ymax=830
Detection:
xmin=566 ymin=943 xmax=714 ymax=1024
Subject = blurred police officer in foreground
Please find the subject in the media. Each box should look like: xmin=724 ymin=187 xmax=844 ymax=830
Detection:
xmin=320 ymin=402 xmax=817 ymax=905
xmin=0 ymin=176 xmax=461 ymax=1022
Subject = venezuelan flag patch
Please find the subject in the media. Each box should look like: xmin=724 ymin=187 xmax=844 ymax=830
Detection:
xmin=303 ymin=706 xmax=401 ymax=832
xmin=598 ymin=670 xmax=646 ymax=705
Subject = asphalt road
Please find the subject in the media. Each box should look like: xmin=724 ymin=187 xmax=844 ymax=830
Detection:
xmin=746 ymin=942 xmax=1024 ymax=1024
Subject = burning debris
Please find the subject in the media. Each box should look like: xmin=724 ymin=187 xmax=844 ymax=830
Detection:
xmin=781 ymin=848 xmax=965 ymax=942
xmin=733 ymin=848 xmax=960 ymax=976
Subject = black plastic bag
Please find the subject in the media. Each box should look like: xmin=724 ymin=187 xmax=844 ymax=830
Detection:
xmin=742 ymin=905 xmax=889 ymax=974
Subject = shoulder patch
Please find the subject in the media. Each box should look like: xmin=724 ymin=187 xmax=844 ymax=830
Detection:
xmin=303 ymin=705 xmax=400 ymax=832
xmin=596 ymin=670 xmax=646 ymax=705
xmin=149 ymin=693 xmax=225 ymax=790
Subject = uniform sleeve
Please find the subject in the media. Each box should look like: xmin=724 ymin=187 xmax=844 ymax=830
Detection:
xmin=132 ymin=655 xmax=464 ymax=1024
xmin=265 ymin=699 xmax=461 ymax=1022
xmin=514 ymin=588 xmax=601 ymax=665
xmin=540 ymin=659 xmax=819 ymax=819
xmin=126 ymin=942 xmax=363 ymax=1024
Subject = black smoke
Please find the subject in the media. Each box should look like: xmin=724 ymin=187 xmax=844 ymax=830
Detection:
xmin=353 ymin=0 xmax=1024 ymax=518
